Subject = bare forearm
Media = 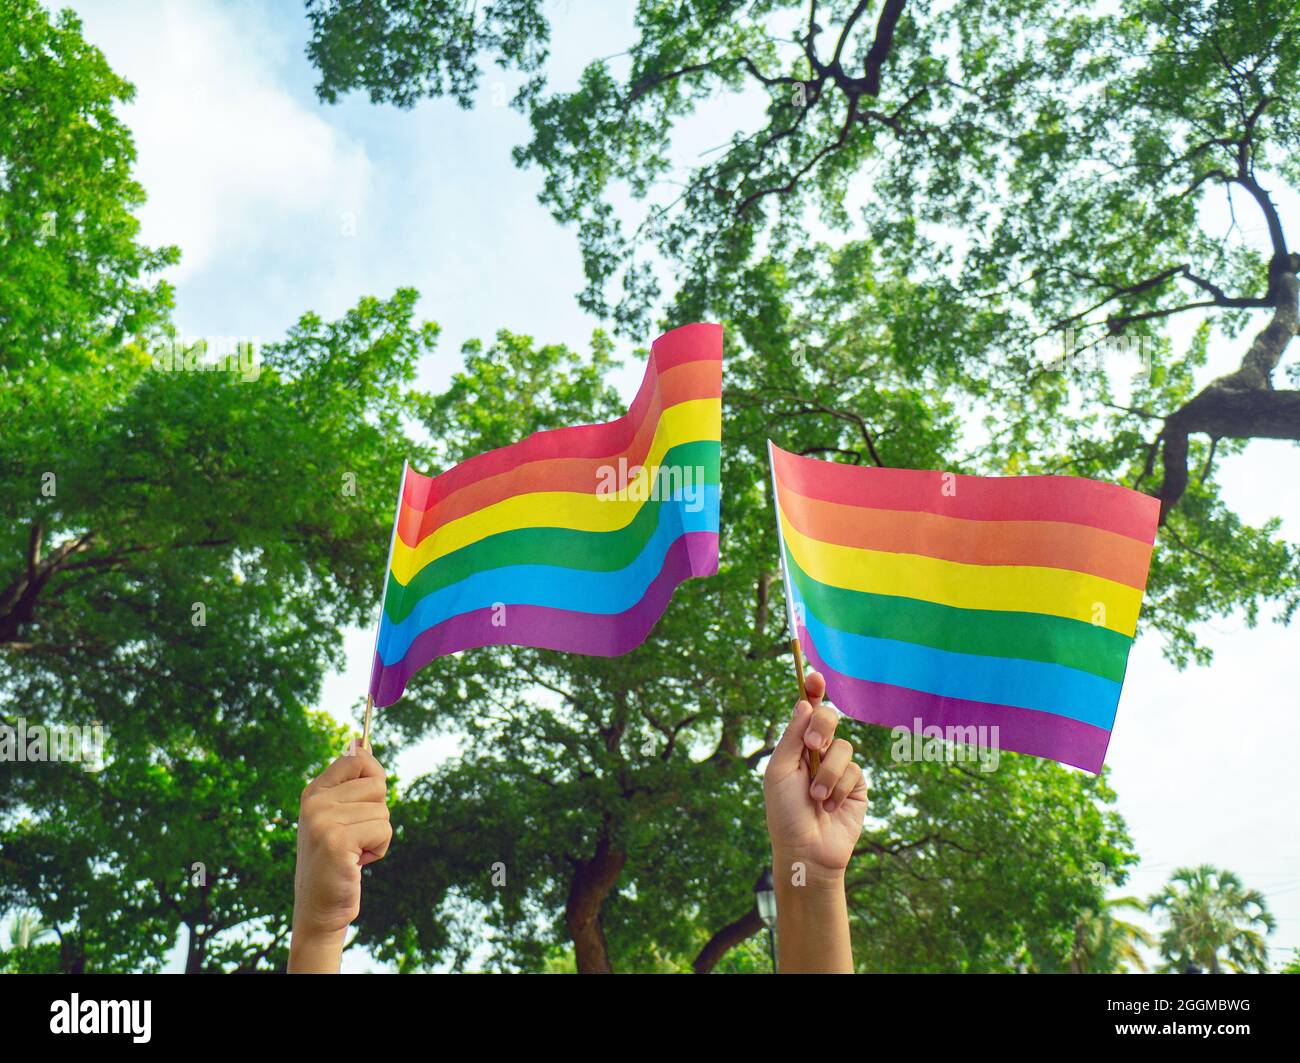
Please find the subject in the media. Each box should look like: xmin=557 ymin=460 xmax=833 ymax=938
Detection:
xmin=772 ymin=851 xmax=853 ymax=973
xmin=287 ymin=925 xmax=347 ymax=973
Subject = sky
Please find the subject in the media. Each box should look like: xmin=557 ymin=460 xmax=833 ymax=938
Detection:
xmin=54 ymin=0 xmax=1300 ymax=972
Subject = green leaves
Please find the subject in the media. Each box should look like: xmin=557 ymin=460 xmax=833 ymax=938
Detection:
xmin=305 ymin=0 xmax=550 ymax=109
xmin=4 ymin=0 xmax=1288 ymax=973
xmin=1148 ymin=863 xmax=1277 ymax=973
xmin=1 ymin=266 xmax=436 ymax=969
xmin=348 ymin=0 xmax=1300 ymax=665
xmin=425 ymin=327 xmax=622 ymax=462
xmin=0 ymin=0 xmax=177 ymax=371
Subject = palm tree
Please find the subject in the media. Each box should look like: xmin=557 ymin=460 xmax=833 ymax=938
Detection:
xmin=1148 ymin=865 xmax=1275 ymax=973
xmin=1069 ymin=896 xmax=1154 ymax=973
xmin=6 ymin=910 xmax=55 ymax=950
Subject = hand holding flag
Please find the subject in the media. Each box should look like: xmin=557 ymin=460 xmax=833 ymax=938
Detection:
xmin=763 ymin=669 xmax=868 ymax=974
xmin=289 ymin=742 xmax=392 ymax=973
xmin=764 ymin=668 xmax=870 ymax=875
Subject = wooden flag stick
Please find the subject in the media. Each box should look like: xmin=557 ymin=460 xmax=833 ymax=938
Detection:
xmin=769 ymin=440 xmax=821 ymax=779
xmin=361 ymin=694 xmax=374 ymax=751
xmin=360 ymin=460 xmax=409 ymax=754
xmin=791 ymin=636 xmax=820 ymax=776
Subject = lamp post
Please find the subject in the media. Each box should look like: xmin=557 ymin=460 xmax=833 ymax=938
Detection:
xmin=754 ymin=868 xmax=777 ymax=973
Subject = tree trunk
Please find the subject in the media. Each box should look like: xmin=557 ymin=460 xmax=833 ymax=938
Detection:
xmin=1158 ymin=260 xmax=1300 ymax=521
xmin=59 ymin=932 xmax=86 ymax=975
xmin=693 ymin=905 xmax=763 ymax=973
xmin=185 ymin=923 xmax=206 ymax=974
xmin=564 ymin=833 xmax=626 ymax=973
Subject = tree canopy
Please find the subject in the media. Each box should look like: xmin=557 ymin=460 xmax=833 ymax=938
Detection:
xmin=0 ymin=0 xmax=1292 ymax=973
xmin=308 ymin=0 xmax=1300 ymax=667
xmin=2 ymin=0 xmax=436 ymax=973
xmin=1148 ymin=864 xmax=1276 ymax=974
xmin=0 ymin=2 xmax=176 ymax=370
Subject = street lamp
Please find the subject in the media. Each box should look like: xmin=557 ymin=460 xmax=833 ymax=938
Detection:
xmin=754 ymin=868 xmax=777 ymax=973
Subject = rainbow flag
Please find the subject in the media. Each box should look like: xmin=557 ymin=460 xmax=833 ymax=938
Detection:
xmin=368 ymin=323 xmax=722 ymax=707
xmin=768 ymin=443 xmax=1159 ymax=773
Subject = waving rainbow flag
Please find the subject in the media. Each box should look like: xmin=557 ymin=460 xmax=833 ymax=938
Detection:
xmin=368 ymin=323 xmax=722 ymax=707
xmin=768 ymin=443 xmax=1159 ymax=773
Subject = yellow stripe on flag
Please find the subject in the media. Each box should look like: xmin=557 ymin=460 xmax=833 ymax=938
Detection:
xmin=390 ymin=398 xmax=720 ymax=585
xmin=779 ymin=510 xmax=1143 ymax=637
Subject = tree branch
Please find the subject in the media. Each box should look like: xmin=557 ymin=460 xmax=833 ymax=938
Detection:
xmin=692 ymin=904 xmax=763 ymax=972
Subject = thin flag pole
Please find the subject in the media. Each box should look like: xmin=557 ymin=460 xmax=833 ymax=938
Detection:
xmin=767 ymin=440 xmax=820 ymax=776
xmin=362 ymin=459 xmax=408 ymax=749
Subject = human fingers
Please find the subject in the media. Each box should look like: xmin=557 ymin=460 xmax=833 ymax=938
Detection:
xmin=323 ymin=775 xmax=389 ymax=807
xmin=809 ymin=737 xmax=854 ymax=803
xmin=349 ymin=819 xmax=393 ymax=864
xmin=825 ymin=760 xmax=866 ymax=814
xmin=803 ymin=703 xmax=840 ymax=755
xmin=768 ymin=697 xmax=815 ymax=775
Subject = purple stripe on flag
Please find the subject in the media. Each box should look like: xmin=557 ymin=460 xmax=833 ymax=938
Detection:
xmin=798 ymin=622 xmax=1113 ymax=774
xmin=371 ymin=532 xmax=719 ymax=706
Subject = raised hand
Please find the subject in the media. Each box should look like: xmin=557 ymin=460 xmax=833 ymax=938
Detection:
xmin=762 ymin=670 xmax=867 ymax=972
xmin=763 ymin=670 xmax=869 ymax=876
xmin=288 ymin=741 xmax=392 ymax=973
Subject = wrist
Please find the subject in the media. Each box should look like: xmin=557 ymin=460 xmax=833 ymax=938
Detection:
xmin=288 ymin=922 xmax=347 ymax=974
xmin=769 ymin=848 xmax=853 ymax=973
xmin=770 ymin=848 xmax=847 ymax=894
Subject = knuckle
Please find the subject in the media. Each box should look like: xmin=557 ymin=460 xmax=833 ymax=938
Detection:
xmin=323 ymin=827 xmax=351 ymax=855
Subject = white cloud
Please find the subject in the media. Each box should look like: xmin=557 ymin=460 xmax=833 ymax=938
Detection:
xmin=68 ymin=0 xmax=373 ymax=283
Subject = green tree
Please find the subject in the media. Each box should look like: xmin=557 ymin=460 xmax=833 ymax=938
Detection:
xmin=304 ymin=0 xmax=548 ymax=109
xmin=1148 ymin=864 xmax=1275 ymax=973
xmin=1031 ymin=895 xmax=1153 ymax=973
xmin=0 ymin=0 xmax=177 ymax=370
xmin=307 ymin=0 xmax=1300 ymax=667
xmin=302 ymin=6 xmax=1298 ymax=969
xmin=0 ymin=289 xmax=436 ymax=969
xmin=0 ymin=0 xmax=438 ymax=972
xmin=1069 ymin=897 xmax=1153 ymax=974
xmin=0 ymin=708 xmax=352 ymax=973
xmin=5 ymin=909 xmax=54 ymax=949
xmin=0 ymin=0 xmax=1227 ymax=975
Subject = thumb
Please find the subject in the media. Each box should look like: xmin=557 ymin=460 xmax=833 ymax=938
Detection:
xmin=769 ymin=697 xmax=815 ymax=774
